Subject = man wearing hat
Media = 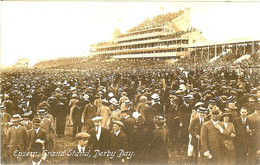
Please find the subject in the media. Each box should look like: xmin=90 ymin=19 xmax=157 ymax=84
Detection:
xmin=225 ymin=102 xmax=238 ymax=122
xmin=72 ymin=101 xmax=84 ymax=138
xmin=69 ymin=94 xmax=79 ymax=126
xmin=22 ymin=141 xmax=50 ymax=165
xmin=55 ymin=102 xmax=67 ymax=138
xmin=119 ymin=92 xmax=129 ymax=109
xmin=100 ymin=99 xmax=111 ymax=128
xmin=134 ymin=89 xmax=142 ymax=109
xmin=143 ymin=101 xmax=157 ymax=132
xmin=200 ymin=109 xmax=229 ymax=164
xmin=37 ymin=109 xmax=54 ymax=152
xmin=120 ymin=108 xmax=135 ymax=143
xmin=21 ymin=113 xmax=32 ymax=130
xmin=81 ymin=99 xmax=97 ymax=132
xmin=1 ymin=105 xmax=11 ymax=164
xmin=233 ymin=107 xmax=251 ymax=164
xmin=27 ymin=118 xmax=47 ymax=151
xmin=68 ymin=132 xmax=93 ymax=164
xmin=152 ymin=97 xmax=163 ymax=116
xmin=247 ymin=104 xmax=260 ymax=165
xmin=94 ymin=93 xmax=102 ymax=115
xmin=137 ymin=96 xmax=147 ymax=117
xmin=188 ymin=107 xmax=208 ymax=164
xmin=6 ymin=114 xmax=28 ymax=164
xmin=110 ymin=120 xmax=128 ymax=164
xmin=165 ymin=95 xmax=180 ymax=146
xmin=179 ymin=95 xmax=194 ymax=145
xmin=88 ymin=116 xmax=111 ymax=164
xmin=150 ymin=116 xmax=168 ymax=164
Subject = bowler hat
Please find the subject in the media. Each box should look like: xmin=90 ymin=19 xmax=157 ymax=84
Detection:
xmin=11 ymin=114 xmax=23 ymax=122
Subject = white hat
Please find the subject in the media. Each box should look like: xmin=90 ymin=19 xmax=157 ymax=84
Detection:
xmin=109 ymin=98 xmax=118 ymax=104
xmin=195 ymin=102 xmax=204 ymax=107
xmin=132 ymin=112 xmax=141 ymax=119
xmin=72 ymin=94 xmax=78 ymax=98
xmin=108 ymin=92 xmax=114 ymax=98
xmin=83 ymin=94 xmax=89 ymax=99
xmin=151 ymin=93 xmax=159 ymax=99
xmin=92 ymin=116 xmax=103 ymax=121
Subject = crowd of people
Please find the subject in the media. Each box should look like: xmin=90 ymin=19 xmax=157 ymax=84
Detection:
xmin=1 ymin=56 xmax=260 ymax=165
xmin=127 ymin=10 xmax=184 ymax=33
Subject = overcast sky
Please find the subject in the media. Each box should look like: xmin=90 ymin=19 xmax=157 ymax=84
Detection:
xmin=1 ymin=1 xmax=260 ymax=67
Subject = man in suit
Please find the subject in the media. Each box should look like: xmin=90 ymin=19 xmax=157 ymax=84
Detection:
xmin=233 ymin=107 xmax=251 ymax=164
xmin=150 ymin=116 xmax=169 ymax=164
xmin=37 ymin=109 xmax=54 ymax=152
xmin=88 ymin=116 xmax=111 ymax=164
xmin=110 ymin=120 xmax=128 ymax=164
xmin=200 ymin=108 xmax=229 ymax=165
xmin=27 ymin=118 xmax=47 ymax=151
xmin=68 ymin=132 xmax=93 ymax=164
xmin=247 ymin=106 xmax=260 ymax=165
xmin=72 ymin=101 xmax=84 ymax=138
xmin=6 ymin=114 xmax=28 ymax=164
xmin=81 ymin=99 xmax=97 ymax=132
xmin=22 ymin=141 xmax=50 ymax=165
xmin=165 ymin=95 xmax=180 ymax=145
xmin=20 ymin=113 xmax=32 ymax=130
xmin=179 ymin=95 xmax=194 ymax=145
xmin=55 ymin=102 xmax=67 ymax=138
xmin=1 ymin=105 xmax=11 ymax=164
xmin=143 ymin=101 xmax=157 ymax=132
xmin=188 ymin=107 xmax=208 ymax=164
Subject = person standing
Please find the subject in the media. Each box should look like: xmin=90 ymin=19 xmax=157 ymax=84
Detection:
xmin=72 ymin=101 xmax=83 ymax=138
xmin=68 ymin=132 xmax=93 ymax=164
xmin=200 ymin=108 xmax=229 ymax=164
xmin=188 ymin=107 xmax=208 ymax=164
xmin=247 ymin=106 xmax=260 ymax=165
xmin=88 ymin=116 xmax=111 ymax=164
xmin=233 ymin=107 xmax=251 ymax=164
xmin=56 ymin=102 xmax=67 ymax=138
xmin=81 ymin=99 xmax=97 ymax=132
xmin=27 ymin=118 xmax=47 ymax=151
xmin=1 ymin=105 xmax=11 ymax=164
xmin=150 ymin=116 xmax=169 ymax=164
xmin=21 ymin=113 xmax=32 ymax=130
xmin=37 ymin=109 xmax=54 ymax=152
xmin=110 ymin=121 xmax=128 ymax=164
xmin=6 ymin=114 xmax=28 ymax=164
xmin=221 ymin=113 xmax=236 ymax=165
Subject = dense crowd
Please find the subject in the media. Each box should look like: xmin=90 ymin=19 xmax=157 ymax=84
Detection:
xmin=1 ymin=57 xmax=260 ymax=165
xmin=127 ymin=10 xmax=184 ymax=33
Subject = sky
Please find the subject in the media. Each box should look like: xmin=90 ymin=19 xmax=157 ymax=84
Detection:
xmin=1 ymin=1 xmax=260 ymax=67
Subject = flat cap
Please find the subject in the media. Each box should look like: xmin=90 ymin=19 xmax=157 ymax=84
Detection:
xmin=76 ymin=132 xmax=91 ymax=140
xmin=37 ymin=109 xmax=46 ymax=115
xmin=92 ymin=116 xmax=102 ymax=121
xmin=112 ymin=120 xmax=124 ymax=127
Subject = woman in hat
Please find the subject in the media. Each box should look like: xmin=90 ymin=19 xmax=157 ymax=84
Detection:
xmin=221 ymin=112 xmax=236 ymax=165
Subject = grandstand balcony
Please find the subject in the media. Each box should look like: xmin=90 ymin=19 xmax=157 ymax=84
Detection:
xmin=112 ymin=51 xmax=189 ymax=59
xmin=117 ymin=31 xmax=165 ymax=42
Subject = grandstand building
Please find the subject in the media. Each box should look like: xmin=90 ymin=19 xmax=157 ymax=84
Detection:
xmin=90 ymin=8 xmax=208 ymax=60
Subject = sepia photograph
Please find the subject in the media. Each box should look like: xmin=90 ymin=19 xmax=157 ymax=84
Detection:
xmin=1 ymin=0 xmax=260 ymax=164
